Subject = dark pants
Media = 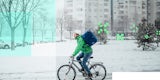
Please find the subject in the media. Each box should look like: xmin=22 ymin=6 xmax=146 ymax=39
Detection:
xmin=76 ymin=52 xmax=92 ymax=74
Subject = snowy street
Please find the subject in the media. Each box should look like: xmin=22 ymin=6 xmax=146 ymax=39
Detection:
xmin=0 ymin=40 xmax=160 ymax=80
xmin=56 ymin=40 xmax=160 ymax=80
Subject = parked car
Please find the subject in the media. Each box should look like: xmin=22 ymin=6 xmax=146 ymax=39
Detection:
xmin=0 ymin=40 xmax=10 ymax=49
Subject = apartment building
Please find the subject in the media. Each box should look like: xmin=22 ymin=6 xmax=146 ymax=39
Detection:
xmin=113 ymin=0 xmax=147 ymax=33
xmin=147 ymin=0 xmax=160 ymax=24
xmin=64 ymin=0 xmax=110 ymax=33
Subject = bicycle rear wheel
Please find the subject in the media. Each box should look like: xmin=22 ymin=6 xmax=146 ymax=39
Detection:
xmin=57 ymin=65 xmax=76 ymax=80
xmin=90 ymin=64 xmax=107 ymax=80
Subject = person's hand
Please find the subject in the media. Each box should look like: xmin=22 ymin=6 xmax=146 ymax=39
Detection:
xmin=70 ymin=56 xmax=74 ymax=59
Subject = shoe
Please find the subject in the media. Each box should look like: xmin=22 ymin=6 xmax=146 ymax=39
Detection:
xmin=80 ymin=68 xmax=85 ymax=72
xmin=88 ymin=73 xmax=92 ymax=78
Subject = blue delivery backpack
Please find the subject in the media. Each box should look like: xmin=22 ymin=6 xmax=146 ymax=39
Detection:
xmin=82 ymin=30 xmax=97 ymax=46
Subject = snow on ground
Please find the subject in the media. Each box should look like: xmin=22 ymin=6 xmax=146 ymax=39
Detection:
xmin=0 ymin=40 xmax=160 ymax=80
xmin=0 ymin=57 xmax=56 ymax=80
xmin=32 ymin=43 xmax=56 ymax=56
xmin=56 ymin=40 xmax=160 ymax=80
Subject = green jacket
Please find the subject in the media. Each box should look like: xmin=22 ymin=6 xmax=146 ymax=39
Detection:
xmin=72 ymin=35 xmax=92 ymax=56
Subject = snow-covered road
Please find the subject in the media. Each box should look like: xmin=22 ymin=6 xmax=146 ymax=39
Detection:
xmin=0 ymin=40 xmax=160 ymax=80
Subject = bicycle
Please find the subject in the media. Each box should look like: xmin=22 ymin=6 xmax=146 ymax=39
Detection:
xmin=57 ymin=56 xmax=107 ymax=80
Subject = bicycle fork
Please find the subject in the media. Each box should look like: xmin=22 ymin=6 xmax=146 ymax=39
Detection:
xmin=63 ymin=65 xmax=72 ymax=80
xmin=65 ymin=65 xmax=72 ymax=75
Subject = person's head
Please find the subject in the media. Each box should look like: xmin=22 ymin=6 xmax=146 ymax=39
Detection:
xmin=74 ymin=33 xmax=79 ymax=39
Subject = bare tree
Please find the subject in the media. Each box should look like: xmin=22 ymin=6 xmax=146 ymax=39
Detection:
xmin=56 ymin=10 xmax=64 ymax=41
xmin=32 ymin=12 xmax=35 ymax=44
xmin=122 ymin=15 xmax=129 ymax=35
xmin=64 ymin=16 xmax=75 ymax=40
xmin=0 ymin=0 xmax=24 ymax=50
xmin=0 ymin=17 xmax=4 ymax=38
xmin=40 ymin=14 xmax=47 ymax=42
xmin=0 ymin=22 xmax=3 ymax=37
xmin=0 ymin=0 xmax=41 ymax=50
xmin=22 ymin=0 xmax=40 ymax=46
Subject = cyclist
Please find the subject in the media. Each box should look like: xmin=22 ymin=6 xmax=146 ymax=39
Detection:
xmin=71 ymin=32 xmax=93 ymax=78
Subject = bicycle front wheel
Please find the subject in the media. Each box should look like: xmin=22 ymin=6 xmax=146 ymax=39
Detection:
xmin=90 ymin=64 xmax=107 ymax=80
xmin=57 ymin=65 xmax=76 ymax=80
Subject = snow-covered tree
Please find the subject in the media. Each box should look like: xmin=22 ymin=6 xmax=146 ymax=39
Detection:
xmin=0 ymin=0 xmax=41 ymax=50
xmin=136 ymin=18 xmax=157 ymax=48
xmin=0 ymin=0 xmax=25 ymax=50
xmin=22 ymin=0 xmax=40 ymax=46
xmin=95 ymin=22 xmax=109 ymax=44
xmin=0 ymin=17 xmax=4 ymax=38
xmin=56 ymin=10 xmax=64 ymax=41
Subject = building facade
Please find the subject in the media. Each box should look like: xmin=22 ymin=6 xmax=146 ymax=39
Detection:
xmin=113 ymin=0 xmax=147 ymax=34
xmin=64 ymin=0 xmax=110 ymax=33
xmin=147 ymin=0 xmax=160 ymax=25
xmin=64 ymin=0 xmax=150 ymax=34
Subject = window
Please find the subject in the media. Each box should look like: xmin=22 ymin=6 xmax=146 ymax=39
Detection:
xmin=104 ymin=9 xmax=108 ymax=12
xmin=104 ymin=0 xmax=109 ymax=2
xmin=88 ymin=20 xmax=92 ymax=23
xmin=157 ymin=12 xmax=160 ymax=16
xmin=104 ymin=14 xmax=108 ymax=18
xmin=67 ymin=3 xmax=72 ymax=7
xmin=94 ymin=9 xmax=97 ymax=12
xmin=89 ymin=3 xmax=92 ymax=6
xmin=78 ymin=14 xmax=83 ymax=17
xmin=120 ymin=16 xmax=124 ymax=19
xmin=77 ymin=8 xmax=83 ymax=11
xmin=66 ymin=15 xmax=72 ymax=19
xmin=142 ymin=11 xmax=146 ymax=14
xmin=157 ymin=2 xmax=160 ymax=6
xmin=119 ymin=5 xmax=124 ymax=8
xmin=88 ymin=8 xmax=92 ymax=12
xmin=148 ymin=13 xmax=151 ymax=16
xmin=67 ymin=0 xmax=72 ymax=2
xmin=94 ymin=16 xmax=97 ymax=18
xmin=130 ymin=1 xmax=136 ymax=4
xmin=104 ymin=3 xmax=108 ymax=6
xmin=94 ymin=3 xmax=98 ymax=6
xmin=77 ymin=20 xmax=82 ymax=24
xmin=67 ymin=9 xmax=73 ymax=12
xmin=142 ymin=1 xmax=146 ymax=5
xmin=89 ymin=0 xmax=97 ymax=1
xmin=119 ymin=11 xmax=124 ymax=14
xmin=125 ymin=5 xmax=128 ymax=8
xmin=99 ymin=9 xmax=103 ymax=12
xmin=142 ymin=5 xmax=145 ymax=9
